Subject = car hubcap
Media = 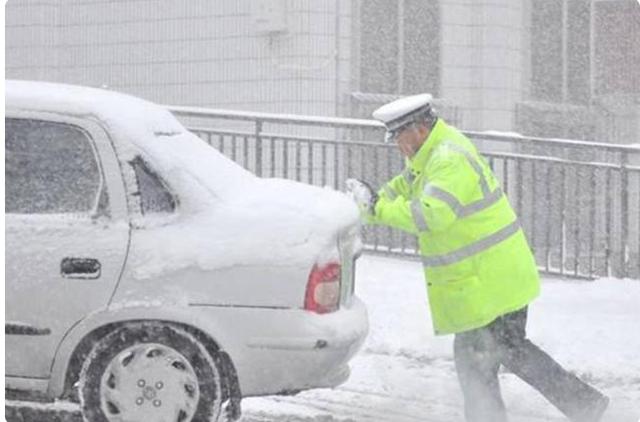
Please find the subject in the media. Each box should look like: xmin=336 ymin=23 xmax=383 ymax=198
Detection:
xmin=100 ymin=343 xmax=200 ymax=422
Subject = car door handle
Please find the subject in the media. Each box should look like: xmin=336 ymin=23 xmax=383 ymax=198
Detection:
xmin=61 ymin=257 xmax=101 ymax=279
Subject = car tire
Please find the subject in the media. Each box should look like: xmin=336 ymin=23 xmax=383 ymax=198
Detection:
xmin=79 ymin=322 xmax=223 ymax=422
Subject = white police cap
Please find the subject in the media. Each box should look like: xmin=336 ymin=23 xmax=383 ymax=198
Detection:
xmin=372 ymin=93 xmax=434 ymax=133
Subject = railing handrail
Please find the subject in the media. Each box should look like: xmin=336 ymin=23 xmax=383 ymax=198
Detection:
xmin=166 ymin=105 xmax=385 ymax=129
xmin=167 ymin=105 xmax=640 ymax=154
xmin=466 ymin=131 xmax=640 ymax=155
xmin=189 ymin=126 xmax=640 ymax=171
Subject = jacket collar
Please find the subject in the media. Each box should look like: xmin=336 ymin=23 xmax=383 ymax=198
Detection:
xmin=407 ymin=118 xmax=448 ymax=174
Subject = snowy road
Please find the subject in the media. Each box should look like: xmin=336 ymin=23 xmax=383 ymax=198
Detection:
xmin=6 ymin=255 xmax=640 ymax=421
xmin=243 ymin=255 xmax=640 ymax=422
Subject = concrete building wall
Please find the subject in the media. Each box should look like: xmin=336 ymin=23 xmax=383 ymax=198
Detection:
xmin=6 ymin=1 xmax=60 ymax=81
xmin=6 ymin=0 xmax=638 ymax=141
xmin=6 ymin=0 xmax=354 ymax=117
xmin=439 ymin=0 xmax=527 ymax=131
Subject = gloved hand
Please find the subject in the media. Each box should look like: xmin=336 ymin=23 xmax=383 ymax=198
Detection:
xmin=345 ymin=178 xmax=379 ymax=216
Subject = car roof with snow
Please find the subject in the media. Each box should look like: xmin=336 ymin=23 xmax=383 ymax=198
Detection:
xmin=6 ymin=80 xmax=261 ymax=201
xmin=6 ymin=80 xmax=184 ymax=138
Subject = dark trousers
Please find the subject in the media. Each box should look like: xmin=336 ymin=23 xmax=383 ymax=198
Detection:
xmin=454 ymin=307 xmax=606 ymax=422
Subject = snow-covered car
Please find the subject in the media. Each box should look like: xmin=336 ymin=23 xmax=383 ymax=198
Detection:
xmin=5 ymin=80 xmax=368 ymax=422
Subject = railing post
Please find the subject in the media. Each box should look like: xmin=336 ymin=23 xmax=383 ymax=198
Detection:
xmin=544 ymin=163 xmax=552 ymax=273
xmin=334 ymin=142 xmax=340 ymax=190
xmin=620 ymin=158 xmax=629 ymax=278
xmin=307 ymin=141 xmax=313 ymax=184
xmin=321 ymin=144 xmax=327 ymax=186
xmin=605 ymin=167 xmax=612 ymax=277
xmin=255 ymin=120 xmax=263 ymax=177
xmin=559 ymin=165 xmax=567 ymax=276
xmin=295 ymin=140 xmax=302 ymax=182
xmin=573 ymin=165 xmax=581 ymax=277
xmin=588 ymin=167 xmax=597 ymax=278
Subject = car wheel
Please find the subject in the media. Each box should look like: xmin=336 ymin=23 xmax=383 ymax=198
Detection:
xmin=79 ymin=322 xmax=223 ymax=422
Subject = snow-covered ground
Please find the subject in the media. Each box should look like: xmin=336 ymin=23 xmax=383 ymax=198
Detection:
xmin=6 ymin=254 xmax=640 ymax=421
xmin=242 ymin=255 xmax=640 ymax=422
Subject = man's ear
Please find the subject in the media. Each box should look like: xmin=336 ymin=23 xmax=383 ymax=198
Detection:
xmin=418 ymin=123 xmax=431 ymax=138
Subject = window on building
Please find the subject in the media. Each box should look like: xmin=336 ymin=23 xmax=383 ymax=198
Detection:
xmin=594 ymin=0 xmax=640 ymax=96
xmin=531 ymin=0 xmax=591 ymax=104
xmin=402 ymin=0 xmax=440 ymax=95
xmin=360 ymin=0 xmax=440 ymax=96
xmin=567 ymin=0 xmax=591 ymax=104
xmin=360 ymin=0 xmax=399 ymax=94
xmin=5 ymin=118 xmax=102 ymax=214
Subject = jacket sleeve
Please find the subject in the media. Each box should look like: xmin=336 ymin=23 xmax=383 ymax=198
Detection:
xmin=377 ymin=172 xmax=411 ymax=202
xmin=370 ymin=154 xmax=478 ymax=234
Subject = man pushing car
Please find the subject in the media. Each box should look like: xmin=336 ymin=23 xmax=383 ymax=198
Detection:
xmin=346 ymin=94 xmax=609 ymax=422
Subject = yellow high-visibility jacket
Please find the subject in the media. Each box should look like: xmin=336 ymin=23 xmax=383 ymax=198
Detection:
xmin=371 ymin=119 xmax=540 ymax=335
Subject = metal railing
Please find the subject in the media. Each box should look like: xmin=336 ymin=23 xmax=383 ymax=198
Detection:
xmin=167 ymin=105 xmax=640 ymax=280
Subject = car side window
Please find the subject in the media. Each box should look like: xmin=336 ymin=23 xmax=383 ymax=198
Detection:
xmin=131 ymin=157 xmax=176 ymax=215
xmin=5 ymin=118 xmax=102 ymax=214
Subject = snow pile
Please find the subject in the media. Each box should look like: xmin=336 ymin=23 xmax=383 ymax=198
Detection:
xmin=7 ymin=80 xmax=360 ymax=278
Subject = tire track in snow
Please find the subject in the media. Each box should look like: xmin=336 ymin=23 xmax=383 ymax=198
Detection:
xmin=265 ymin=390 xmax=447 ymax=422
xmin=4 ymin=395 xmax=567 ymax=422
xmin=270 ymin=390 xmax=562 ymax=422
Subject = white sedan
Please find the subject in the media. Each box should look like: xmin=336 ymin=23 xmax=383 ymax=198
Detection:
xmin=5 ymin=80 xmax=368 ymax=422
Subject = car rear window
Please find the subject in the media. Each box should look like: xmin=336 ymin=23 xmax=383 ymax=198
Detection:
xmin=131 ymin=157 xmax=176 ymax=215
xmin=5 ymin=118 xmax=102 ymax=214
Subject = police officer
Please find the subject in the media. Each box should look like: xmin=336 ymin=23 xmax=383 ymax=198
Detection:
xmin=346 ymin=94 xmax=609 ymax=422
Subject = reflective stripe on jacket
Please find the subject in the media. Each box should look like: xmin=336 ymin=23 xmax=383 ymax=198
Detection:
xmin=371 ymin=119 xmax=540 ymax=335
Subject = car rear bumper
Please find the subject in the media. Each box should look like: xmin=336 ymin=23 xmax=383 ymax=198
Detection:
xmin=193 ymin=297 xmax=369 ymax=397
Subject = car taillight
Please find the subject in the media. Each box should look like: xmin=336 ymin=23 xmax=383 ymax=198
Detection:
xmin=304 ymin=262 xmax=341 ymax=314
